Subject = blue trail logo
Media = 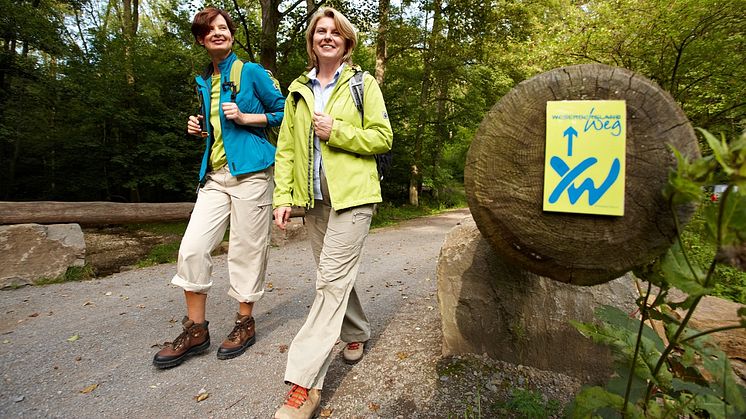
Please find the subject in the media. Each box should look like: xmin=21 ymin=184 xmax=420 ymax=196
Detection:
xmin=548 ymin=156 xmax=620 ymax=205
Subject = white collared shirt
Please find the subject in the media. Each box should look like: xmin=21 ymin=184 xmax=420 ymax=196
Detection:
xmin=307 ymin=63 xmax=345 ymax=199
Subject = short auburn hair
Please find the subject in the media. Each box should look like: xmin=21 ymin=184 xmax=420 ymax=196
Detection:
xmin=305 ymin=7 xmax=357 ymax=70
xmin=191 ymin=7 xmax=236 ymax=43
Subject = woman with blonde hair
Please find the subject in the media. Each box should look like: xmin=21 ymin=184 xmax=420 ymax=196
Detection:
xmin=272 ymin=7 xmax=393 ymax=419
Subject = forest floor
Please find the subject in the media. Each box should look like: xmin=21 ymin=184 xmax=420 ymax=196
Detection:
xmin=0 ymin=208 xmax=581 ymax=418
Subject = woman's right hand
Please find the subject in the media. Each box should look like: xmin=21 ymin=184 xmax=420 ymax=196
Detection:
xmin=187 ymin=115 xmax=204 ymax=136
xmin=273 ymin=206 xmax=292 ymax=230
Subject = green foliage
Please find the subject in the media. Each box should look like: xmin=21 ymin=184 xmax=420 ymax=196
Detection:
xmin=35 ymin=264 xmax=95 ymax=285
xmin=681 ymin=206 xmax=746 ymax=303
xmin=498 ymin=388 xmax=562 ymax=419
xmin=370 ymin=194 xmax=466 ymax=229
xmin=136 ymin=242 xmax=181 ymax=267
xmin=570 ymin=129 xmax=746 ymax=418
xmin=3 ymin=0 xmax=745 ymax=212
xmin=529 ymin=0 xmax=746 ymax=140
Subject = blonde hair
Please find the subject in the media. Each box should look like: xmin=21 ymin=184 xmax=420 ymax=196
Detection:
xmin=305 ymin=7 xmax=357 ymax=70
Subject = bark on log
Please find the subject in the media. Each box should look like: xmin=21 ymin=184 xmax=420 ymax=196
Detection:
xmin=0 ymin=202 xmax=305 ymax=226
xmin=465 ymin=64 xmax=700 ymax=285
xmin=0 ymin=202 xmax=196 ymax=225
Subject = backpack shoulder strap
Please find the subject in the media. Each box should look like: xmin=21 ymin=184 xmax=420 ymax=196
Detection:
xmin=228 ymin=59 xmax=246 ymax=102
xmin=349 ymin=70 xmax=365 ymax=123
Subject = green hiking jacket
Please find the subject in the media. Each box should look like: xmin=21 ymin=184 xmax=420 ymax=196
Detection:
xmin=273 ymin=65 xmax=393 ymax=211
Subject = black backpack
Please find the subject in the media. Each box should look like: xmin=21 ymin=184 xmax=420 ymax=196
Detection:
xmin=349 ymin=70 xmax=393 ymax=181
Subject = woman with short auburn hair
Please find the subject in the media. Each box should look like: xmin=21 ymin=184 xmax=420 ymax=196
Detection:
xmin=152 ymin=7 xmax=285 ymax=369
xmin=272 ymin=6 xmax=393 ymax=419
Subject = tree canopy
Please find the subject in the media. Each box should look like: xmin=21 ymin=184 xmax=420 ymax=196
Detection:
xmin=1 ymin=0 xmax=743 ymax=202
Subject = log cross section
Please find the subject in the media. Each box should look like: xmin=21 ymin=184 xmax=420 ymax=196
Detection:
xmin=465 ymin=64 xmax=700 ymax=286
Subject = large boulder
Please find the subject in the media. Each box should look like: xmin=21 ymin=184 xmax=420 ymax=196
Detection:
xmin=0 ymin=223 xmax=86 ymax=288
xmin=437 ymin=216 xmax=638 ymax=383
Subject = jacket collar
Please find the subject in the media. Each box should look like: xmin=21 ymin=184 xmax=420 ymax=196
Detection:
xmin=289 ymin=64 xmax=360 ymax=93
xmin=200 ymin=51 xmax=237 ymax=79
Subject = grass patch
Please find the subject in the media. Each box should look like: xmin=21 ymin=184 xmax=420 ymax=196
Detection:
xmin=373 ymin=183 xmax=467 ymax=229
xmin=438 ymin=358 xmax=469 ymax=377
xmin=494 ymin=388 xmax=562 ymax=418
xmin=35 ymin=264 xmax=95 ymax=285
xmin=371 ymin=203 xmax=440 ymax=229
xmin=125 ymin=221 xmax=188 ymax=235
xmin=136 ymin=242 xmax=181 ymax=267
xmin=438 ymin=356 xmax=568 ymax=419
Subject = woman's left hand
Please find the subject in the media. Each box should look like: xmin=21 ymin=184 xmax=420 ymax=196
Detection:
xmin=313 ymin=111 xmax=333 ymax=141
xmin=222 ymin=102 xmax=243 ymax=122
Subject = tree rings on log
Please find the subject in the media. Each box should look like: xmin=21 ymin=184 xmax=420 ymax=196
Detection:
xmin=464 ymin=64 xmax=699 ymax=285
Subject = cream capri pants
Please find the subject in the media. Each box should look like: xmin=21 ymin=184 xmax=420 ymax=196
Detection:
xmin=284 ymin=170 xmax=373 ymax=389
xmin=171 ymin=165 xmax=273 ymax=303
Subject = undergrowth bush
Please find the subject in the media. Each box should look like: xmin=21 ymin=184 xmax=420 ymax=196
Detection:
xmin=569 ymin=129 xmax=746 ymax=418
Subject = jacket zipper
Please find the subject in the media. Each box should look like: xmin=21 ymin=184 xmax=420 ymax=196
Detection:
xmin=306 ymin=125 xmax=314 ymax=209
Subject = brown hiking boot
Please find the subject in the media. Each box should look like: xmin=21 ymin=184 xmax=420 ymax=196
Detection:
xmin=274 ymin=384 xmax=321 ymax=419
xmin=153 ymin=316 xmax=210 ymax=369
xmin=216 ymin=313 xmax=255 ymax=360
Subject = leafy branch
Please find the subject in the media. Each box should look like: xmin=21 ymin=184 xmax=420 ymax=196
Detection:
xmin=570 ymin=128 xmax=746 ymax=418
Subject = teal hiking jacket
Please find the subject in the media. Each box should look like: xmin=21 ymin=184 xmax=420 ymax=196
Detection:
xmin=195 ymin=52 xmax=285 ymax=182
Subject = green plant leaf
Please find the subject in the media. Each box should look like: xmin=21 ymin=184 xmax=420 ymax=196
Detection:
xmin=672 ymin=378 xmax=719 ymax=398
xmin=698 ymin=128 xmax=734 ymax=175
xmin=661 ymin=242 xmax=710 ymax=297
xmin=595 ymin=306 xmax=665 ymax=350
xmin=719 ymin=188 xmax=746 ymax=247
xmin=568 ymin=386 xmax=636 ymax=419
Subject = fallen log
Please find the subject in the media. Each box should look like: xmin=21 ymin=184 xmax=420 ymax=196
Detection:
xmin=0 ymin=201 xmax=195 ymax=225
xmin=0 ymin=201 xmax=306 ymax=226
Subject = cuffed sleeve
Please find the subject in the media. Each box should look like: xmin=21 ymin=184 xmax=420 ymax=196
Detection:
xmin=249 ymin=63 xmax=285 ymax=127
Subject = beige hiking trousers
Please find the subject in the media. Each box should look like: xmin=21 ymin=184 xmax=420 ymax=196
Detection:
xmin=284 ymin=170 xmax=373 ymax=389
xmin=171 ymin=165 xmax=273 ymax=303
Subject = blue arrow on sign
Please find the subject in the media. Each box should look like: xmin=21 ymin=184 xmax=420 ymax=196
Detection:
xmin=563 ymin=126 xmax=578 ymax=156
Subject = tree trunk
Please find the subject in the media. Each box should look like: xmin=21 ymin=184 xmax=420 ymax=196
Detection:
xmin=120 ymin=0 xmax=138 ymax=85
xmin=259 ymin=0 xmax=281 ymax=74
xmin=410 ymin=0 xmax=443 ymax=206
xmin=464 ymin=64 xmax=700 ymax=285
xmin=375 ymin=0 xmax=390 ymax=85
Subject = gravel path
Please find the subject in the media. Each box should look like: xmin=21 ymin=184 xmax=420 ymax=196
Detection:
xmin=0 ymin=208 xmax=580 ymax=418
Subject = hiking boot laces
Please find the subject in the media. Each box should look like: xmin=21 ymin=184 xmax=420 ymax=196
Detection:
xmin=284 ymin=384 xmax=309 ymax=409
xmin=346 ymin=342 xmax=361 ymax=350
xmin=226 ymin=318 xmax=247 ymax=343
xmin=166 ymin=328 xmax=189 ymax=350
